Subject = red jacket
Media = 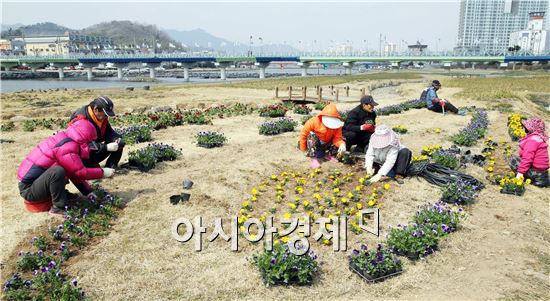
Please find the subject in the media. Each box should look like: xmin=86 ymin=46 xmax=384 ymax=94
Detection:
xmin=518 ymin=133 xmax=549 ymax=174
xmin=299 ymin=103 xmax=344 ymax=151
xmin=17 ymin=119 xmax=104 ymax=195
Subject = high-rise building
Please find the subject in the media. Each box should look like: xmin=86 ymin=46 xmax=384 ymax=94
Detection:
xmin=455 ymin=0 xmax=549 ymax=54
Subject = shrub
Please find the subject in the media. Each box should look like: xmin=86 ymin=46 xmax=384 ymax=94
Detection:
xmin=252 ymin=242 xmax=319 ymax=286
xmin=22 ymin=120 xmax=37 ymax=132
xmin=1 ymin=121 xmax=15 ymax=132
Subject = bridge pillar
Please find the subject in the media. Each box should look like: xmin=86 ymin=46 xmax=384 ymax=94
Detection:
xmin=113 ymin=63 xmax=128 ymax=80
xmin=26 ymin=63 xmax=45 ymax=74
xmin=255 ymin=62 xmax=270 ymax=79
xmin=181 ymin=63 xmax=194 ymax=82
xmin=297 ymin=62 xmax=310 ymax=77
xmin=471 ymin=63 xmax=476 ymax=70
xmin=51 ymin=63 xmax=71 ymax=80
xmin=146 ymin=63 xmax=160 ymax=80
xmin=81 ymin=63 xmax=97 ymax=81
xmin=214 ymin=62 xmax=232 ymax=80
xmin=342 ymin=62 xmax=354 ymax=75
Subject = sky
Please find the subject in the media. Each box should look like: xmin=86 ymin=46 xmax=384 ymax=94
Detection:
xmin=1 ymin=0 xmax=548 ymax=51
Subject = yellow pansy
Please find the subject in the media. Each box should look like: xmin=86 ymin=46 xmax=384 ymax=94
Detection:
xmin=384 ymin=183 xmax=391 ymax=190
xmin=357 ymin=203 xmax=363 ymax=210
xmin=283 ymin=213 xmax=292 ymax=219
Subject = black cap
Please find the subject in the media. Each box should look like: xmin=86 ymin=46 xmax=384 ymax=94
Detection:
xmin=360 ymin=95 xmax=378 ymax=106
xmin=93 ymin=96 xmax=115 ymax=117
xmin=432 ymin=80 xmax=441 ymax=86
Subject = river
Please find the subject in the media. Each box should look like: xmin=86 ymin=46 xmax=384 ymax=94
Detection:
xmin=0 ymin=67 xmax=351 ymax=93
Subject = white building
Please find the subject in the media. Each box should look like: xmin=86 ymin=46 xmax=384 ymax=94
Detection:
xmin=509 ymin=12 xmax=550 ymax=55
xmin=456 ymin=0 xmax=548 ymax=54
xmin=384 ymin=43 xmax=397 ymax=55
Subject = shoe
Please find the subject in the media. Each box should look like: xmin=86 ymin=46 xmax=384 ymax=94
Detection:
xmin=457 ymin=109 xmax=467 ymax=116
xmin=324 ymin=155 xmax=338 ymax=163
xmin=394 ymin=175 xmax=405 ymax=185
xmin=48 ymin=206 xmax=65 ymax=218
xmin=311 ymin=158 xmax=321 ymax=169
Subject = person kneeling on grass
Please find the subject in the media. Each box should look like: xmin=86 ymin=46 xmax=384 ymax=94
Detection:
xmin=17 ymin=119 xmax=115 ymax=217
xmin=510 ymin=117 xmax=549 ymax=187
xmin=365 ymin=125 xmax=412 ymax=184
xmin=299 ymin=103 xmax=347 ymax=168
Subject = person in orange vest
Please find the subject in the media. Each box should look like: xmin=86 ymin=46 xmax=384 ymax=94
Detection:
xmin=299 ymin=103 xmax=346 ymax=168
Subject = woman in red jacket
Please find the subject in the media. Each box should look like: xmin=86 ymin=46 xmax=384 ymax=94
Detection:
xmin=299 ymin=103 xmax=347 ymax=168
xmin=511 ymin=117 xmax=549 ymax=187
xmin=17 ymin=119 xmax=114 ymax=216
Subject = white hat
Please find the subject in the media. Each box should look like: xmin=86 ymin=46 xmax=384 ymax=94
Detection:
xmin=321 ymin=116 xmax=344 ymax=129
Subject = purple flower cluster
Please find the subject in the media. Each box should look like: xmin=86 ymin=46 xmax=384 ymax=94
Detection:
xmin=114 ymin=125 xmax=152 ymax=145
xmin=349 ymin=243 xmax=402 ymax=280
xmin=259 ymin=117 xmax=297 ymax=135
xmin=452 ymin=110 xmax=489 ymax=146
xmin=128 ymin=143 xmax=182 ymax=171
xmin=195 ymin=131 xmax=227 ymax=148
xmin=441 ymin=178 xmax=478 ymax=204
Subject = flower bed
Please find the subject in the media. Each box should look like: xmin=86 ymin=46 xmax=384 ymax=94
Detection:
xmin=259 ymin=118 xmax=298 ymax=136
xmin=349 ymin=244 xmax=403 ymax=282
xmin=3 ymin=184 xmax=124 ymax=300
xmin=252 ymin=242 xmax=319 ymax=286
xmin=314 ymin=101 xmax=329 ymax=111
xmin=507 ymin=113 xmax=526 ymax=141
xmin=259 ymin=104 xmax=287 ymax=118
xmin=451 ymin=110 xmax=489 ymax=146
xmin=115 ymin=125 xmax=152 ymax=145
xmin=128 ymin=143 xmax=182 ymax=171
xmin=195 ymin=131 xmax=227 ymax=148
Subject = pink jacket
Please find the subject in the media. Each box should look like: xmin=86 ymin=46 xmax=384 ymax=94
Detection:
xmin=518 ymin=133 xmax=549 ymax=174
xmin=17 ymin=119 xmax=104 ymax=195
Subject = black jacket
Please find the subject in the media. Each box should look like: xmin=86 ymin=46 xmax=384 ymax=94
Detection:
xmin=69 ymin=105 xmax=121 ymax=144
xmin=343 ymin=105 xmax=377 ymax=134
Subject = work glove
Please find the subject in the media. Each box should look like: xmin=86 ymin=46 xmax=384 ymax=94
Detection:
xmin=106 ymin=142 xmax=119 ymax=152
xmin=366 ymin=167 xmax=374 ymax=177
xmin=338 ymin=143 xmax=346 ymax=156
xmin=360 ymin=124 xmax=375 ymax=132
xmin=440 ymin=99 xmax=447 ymax=107
xmin=369 ymin=174 xmax=382 ymax=183
xmin=102 ymin=168 xmax=115 ymax=178
xmin=87 ymin=192 xmax=98 ymax=203
xmin=432 ymin=97 xmax=440 ymax=104
xmin=516 ymin=173 xmax=524 ymax=180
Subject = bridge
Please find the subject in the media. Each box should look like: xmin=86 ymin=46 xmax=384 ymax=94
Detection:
xmin=1 ymin=53 xmax=549 ymax=80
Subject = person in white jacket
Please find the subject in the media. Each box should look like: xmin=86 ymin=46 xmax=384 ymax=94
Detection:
xmin=365 ymin=125 xmax=412 ymax=184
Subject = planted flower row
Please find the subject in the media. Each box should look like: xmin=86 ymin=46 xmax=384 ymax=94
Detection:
xmin=259 ymin=118 xmax=298 ymax=136
xmin=3 ymin=184 xmax=124 ymax=300
xmin=128 ymin=143 xmax=182 ymax=171
xmin=376 ymin=99 xmax=426 ymax=116
xmin=451 ymin=109 xmax=489 ymax=146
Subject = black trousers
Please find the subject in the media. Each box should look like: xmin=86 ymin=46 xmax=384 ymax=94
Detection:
xmin=510 ymin=156 xmax=550 ymax=187
xmin=344 ymin=131 xmax=372 ymax=152
xmin=372 ymin=148 xmax=412 ymax=177
xmin=83 ymin=146 xmax=123 ymax=168
xmin=429 ymin=102 xmax=459 ymax=114
xmin=19 ymin=166 xmax=67 ymax=209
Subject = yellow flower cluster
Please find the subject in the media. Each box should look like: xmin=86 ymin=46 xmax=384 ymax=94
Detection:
xmin=499 ymin=176 xmax=526 ymax=189
xmin=421 ymin=144 xmax=442 ymax=156
xmin=507 ymin=113 xmax=526 ymax=139
xmin=412 ymin=155 xmax=429 ymax=162
xmin=392 ymin=125 xmax=408 ymax=133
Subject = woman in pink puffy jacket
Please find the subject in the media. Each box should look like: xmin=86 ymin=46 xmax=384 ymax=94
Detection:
xmin=510 ymin=117 xmax=549 ymax=187
xmin=17 ymin=119 xmax=115 ymax=216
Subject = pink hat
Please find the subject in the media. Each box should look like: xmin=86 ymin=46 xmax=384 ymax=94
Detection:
xmin=369 ymin=125 xmax=400 ymax=148
xmin=522 ymin=117 xmax=548 ymax=142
